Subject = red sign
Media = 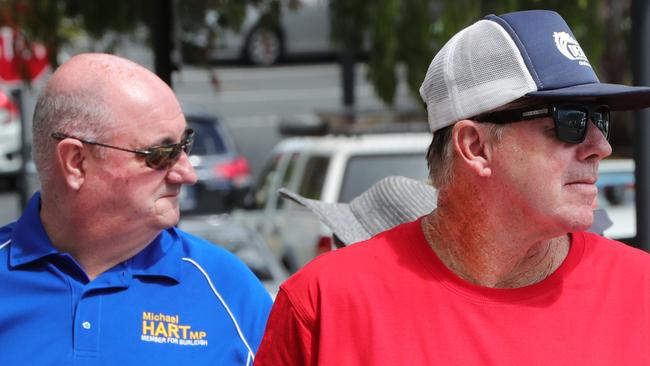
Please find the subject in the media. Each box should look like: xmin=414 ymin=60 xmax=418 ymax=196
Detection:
xmin=0 ymin=26 xmax=48 ymax=83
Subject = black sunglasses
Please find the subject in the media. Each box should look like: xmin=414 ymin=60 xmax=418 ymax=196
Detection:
xmin=475 ymin=104 xmax=610 ymax=144
xmin=51 ymin=129 xmax=194 ymax=170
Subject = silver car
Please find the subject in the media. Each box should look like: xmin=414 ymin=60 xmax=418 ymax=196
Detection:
xmin=183 ymin=0 xmax=331 ymax=66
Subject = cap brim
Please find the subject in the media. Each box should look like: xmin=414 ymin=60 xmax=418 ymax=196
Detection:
xmin=278 ymin=188 xmax=371 ymax=245
xmin=526 ymin=83 xmax=650 ymax=111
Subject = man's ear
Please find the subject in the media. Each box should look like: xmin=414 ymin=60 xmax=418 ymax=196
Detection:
xmin=55 ymin=139 xmax=87 ymax=190
xmin=452 ymin=120 xmax=492 ymax=178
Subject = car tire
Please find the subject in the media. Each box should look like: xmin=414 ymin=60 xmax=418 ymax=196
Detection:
xmin=244 ymin=26 xmax=282 ymax=66
xmin=605 ymin=185 xmax=626 ymax=206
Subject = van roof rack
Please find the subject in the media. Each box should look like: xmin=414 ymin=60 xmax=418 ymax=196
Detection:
xmin=278 ymin=108 xmax=430 ymax=136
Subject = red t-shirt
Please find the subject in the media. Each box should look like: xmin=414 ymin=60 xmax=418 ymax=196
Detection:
xmin=254 ymin=218 xmax=650 ymax=365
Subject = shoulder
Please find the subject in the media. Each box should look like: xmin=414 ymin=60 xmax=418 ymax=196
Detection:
xmin=176 ymin=229 xmax=246 ymax=271
xmin=0 ymin=222 xmax=15 ymax=258
xmin=174 ymin=228 xmax=272 ymax=302
xmin=577 ymin=231 xmax=650 ymax=272
xmin=579 ymin=231 xmax=650 ymax=257
xmin=289 ymin=226 xmax=406 ymax=280
xmin=273 ymin=220 xmax=424 ymax=330
xmin=171 ymin=228 xmax=272 ymax=354
xmin=281 ymin=220 xmax=421 ymax=301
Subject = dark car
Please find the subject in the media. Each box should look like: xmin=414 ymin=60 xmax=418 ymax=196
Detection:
xmin=180 ymin=114 xmax=253 ymax=214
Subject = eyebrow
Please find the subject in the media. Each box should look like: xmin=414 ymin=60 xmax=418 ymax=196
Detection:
xmin=156 ymin=137 xmax=176 ymax=146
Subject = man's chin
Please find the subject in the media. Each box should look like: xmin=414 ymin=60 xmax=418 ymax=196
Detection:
xmin=547 ymin=205 xmax=593 ymax=233
xmin=153 ymin=206 xmax=181 ymax=229
xmin=157 ymin=216 xmax=180 ymax=230
xmin=563 ymin=212 xmax=594 ymax=233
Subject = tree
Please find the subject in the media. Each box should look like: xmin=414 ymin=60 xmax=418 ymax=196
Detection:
xmin=0 ymin=0 xmax=635 ymax=118
xmin=0 ymin=0 xmax=279 ymax=86
xmin=331 ymin=0 xmax=635 ymax=150
xmin=432 ymin=0 xmax=609 ymax=76
xmin=330 ymin=0 xmax=431 ymax=106
xmin=330 ymin=0 xmax=633 ymax=108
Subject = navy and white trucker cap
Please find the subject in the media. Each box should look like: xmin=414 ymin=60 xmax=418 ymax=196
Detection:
xmin=419 ymin=10 xmax=650 ymax=132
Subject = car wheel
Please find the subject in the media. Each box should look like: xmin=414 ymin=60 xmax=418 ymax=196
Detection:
xmin=604 ymin=185 xmax=627 ymax=206
xmin=245 ymin=26 xmax=282 ymax=66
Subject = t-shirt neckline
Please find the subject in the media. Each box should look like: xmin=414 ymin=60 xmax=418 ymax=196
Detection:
xmin=408 ymin=217 xmax=586 ymax=304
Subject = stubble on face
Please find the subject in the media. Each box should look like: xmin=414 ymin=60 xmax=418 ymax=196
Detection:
xmin=490 ymin=119 xmax=600 ymax=235
xmin=151 ymin=189 xmax=183 ymax=227
xmin=81 ymin=116 xmax=188 ymax=233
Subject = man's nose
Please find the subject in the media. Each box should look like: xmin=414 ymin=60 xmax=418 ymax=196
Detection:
xmin=166 ymin=151 xmax=198 ymax=185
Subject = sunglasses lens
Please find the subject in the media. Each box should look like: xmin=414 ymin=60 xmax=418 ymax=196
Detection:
xmin=145 ymin=147 xmax=175 ymax=170
xmin=183 ymin=130 xmax=194 ymax=155
xmin=555 ymin=107 xmax=588 ymax=143
xmin=554 ymin=105 xmax=610 ymax=144
xmin=593 ymin=108 xmax=610 ymax=139
xmin=145 ymin=129 xmax=194 ymax=170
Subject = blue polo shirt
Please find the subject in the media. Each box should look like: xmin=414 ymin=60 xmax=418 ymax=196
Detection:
xmin=0 ymin=193 xmax=273 ymax=366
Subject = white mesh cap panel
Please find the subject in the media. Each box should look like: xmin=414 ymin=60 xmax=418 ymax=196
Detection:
xmin=419 ymin=19 xmax=537 ymax=132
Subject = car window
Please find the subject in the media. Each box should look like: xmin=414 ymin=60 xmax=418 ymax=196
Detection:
xmin=339 ymin=153 xmax=428 ymax=203
xmin=187 ymin=121 xmax=227 ymax=155
xmin=297 ymin=155 xmax=330 ymax=200
xmin=276 ymin=152 xmax=300 ymax=208
xmin=254 ymin=153 xmax=283 ymax=209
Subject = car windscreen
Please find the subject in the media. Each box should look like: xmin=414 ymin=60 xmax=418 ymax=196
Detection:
xmin=297 ymin=155 xmax=330 ymax=200
xmin=187 ymin=121 xmax=228 ymax=155
xmin=339 ymin=153 xmax=428 ymax=203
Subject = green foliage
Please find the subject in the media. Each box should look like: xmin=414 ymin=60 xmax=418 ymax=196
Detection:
xmin=432 ymin=0 xmax=482 ymax=44
xmin=215 ymin=1 xmax=248 ymax=31
xmin=177 ymin=0 xmax=280 ymax=66
xmin=433 ymin=0 xmax=609 ymax=80
xmin=329 ymin=0 xmax=368 ymax=52
xmin=0 ymin=0 xmax=277 ymax=73
xmin=331 ymin=0 xmax=623 ymax=107
xmin=367 ymin=0 xmax=399 ymax=104
xmin=398 ymin=0 xmax=435 ymax=101
xmin=331 ymin=0 xmax=432 ymax=106
xmin=71 ymin=1 xmax=141 ymax=39
xmin=0 ymin=0 xmax=630 ymax=104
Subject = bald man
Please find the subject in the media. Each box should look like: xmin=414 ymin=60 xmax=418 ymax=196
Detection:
xmin=0 ymin=54 xmax=271 ymax=365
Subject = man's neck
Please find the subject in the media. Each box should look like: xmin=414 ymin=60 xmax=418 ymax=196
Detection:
xmin=40 ymin=200 xmax=157 ymax=281
xmin=421 ymin=210 xmax=570 ymax=288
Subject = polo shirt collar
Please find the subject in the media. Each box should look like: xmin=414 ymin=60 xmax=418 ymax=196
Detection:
xmin=130 ymin=227 xmax=184 ymax=283
xmin=10 ymin=192 xmax=58 ymax=266
xmin=9 ymin=192 xmax=184 ymax=283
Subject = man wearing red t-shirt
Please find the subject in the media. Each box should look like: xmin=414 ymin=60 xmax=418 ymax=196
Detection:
xmin=255 ymin=10 xmax=650 ymax=365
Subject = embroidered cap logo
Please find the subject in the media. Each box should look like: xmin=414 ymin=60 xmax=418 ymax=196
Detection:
xmin=553 ymin=31 xmax=591 ymax=67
